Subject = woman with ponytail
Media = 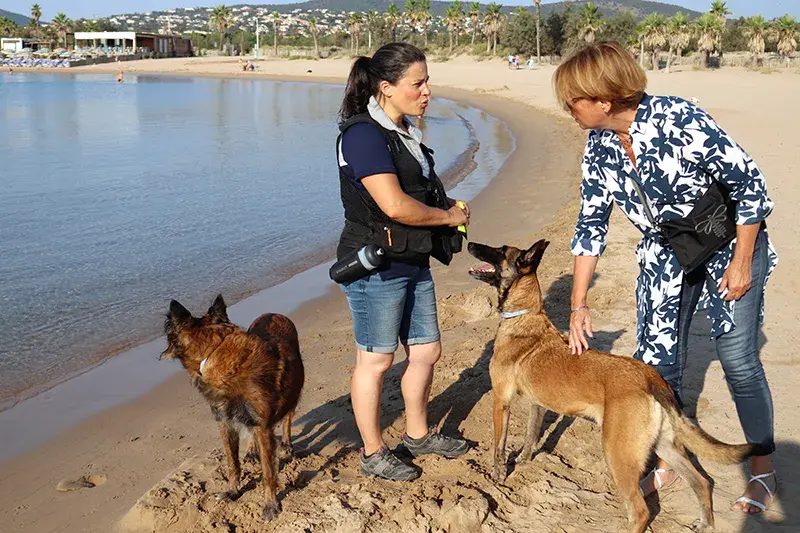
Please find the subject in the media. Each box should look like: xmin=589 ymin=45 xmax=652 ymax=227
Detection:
xmin=334 ymin=42 xmax=471 ymax=481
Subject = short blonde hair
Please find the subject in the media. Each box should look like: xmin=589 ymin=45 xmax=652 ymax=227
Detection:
xmin=553 ymin=42 xmax=647 ymax=113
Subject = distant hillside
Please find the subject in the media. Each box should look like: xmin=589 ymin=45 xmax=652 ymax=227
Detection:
xmin=0 ymin=8 xmax=31 ymax=26
xmin=236 ymin=1 xmax=702 ymax=17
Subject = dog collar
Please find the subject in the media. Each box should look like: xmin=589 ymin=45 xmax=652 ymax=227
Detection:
xmin=499 ymin=308 xmax=532 ymax=319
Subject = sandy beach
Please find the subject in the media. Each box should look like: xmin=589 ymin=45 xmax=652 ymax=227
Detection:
xmin=1 ymin=56 xmax=798 ymax=532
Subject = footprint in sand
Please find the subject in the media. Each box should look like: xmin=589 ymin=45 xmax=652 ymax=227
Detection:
xmin=56 ymin=474 xmax=107 ymax=492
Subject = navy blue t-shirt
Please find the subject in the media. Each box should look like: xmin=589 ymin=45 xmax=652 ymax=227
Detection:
xmin=338 ymin=123 xmax=396 ymax=189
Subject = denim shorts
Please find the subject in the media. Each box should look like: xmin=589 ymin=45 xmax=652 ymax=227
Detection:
xmin=340 ymin=264 xmax=441 ymax=353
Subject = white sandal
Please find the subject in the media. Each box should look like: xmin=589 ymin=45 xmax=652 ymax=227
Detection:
xmin=733 ymin=471 xmax=776 ymax=514
xmin=640 ymin=467 xmax=677 ymax=497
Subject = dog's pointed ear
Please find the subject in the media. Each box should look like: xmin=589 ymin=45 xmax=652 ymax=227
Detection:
xmin=517 ymin=239 xmax=550 ymax=272
xmin=207 ymin=294 xmax=229 ymax=323
xmin=169 ymin=300 xmax=192 ymax=323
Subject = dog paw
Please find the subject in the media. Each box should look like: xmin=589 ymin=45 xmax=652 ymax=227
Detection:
xmin=691 ymin=519 xmax=713 ymax=532
xmin=216 ymin=489 xmax=240 ymax=502
xmin=261 ymin=501 xmax=280 ymax=521
xmin=515 ymin=448 xmax=532 ymax=464
xmin=279 ymin=442 xmax=294 ymax=459
xmin=244 ymin=450 xmax=259 ymax=464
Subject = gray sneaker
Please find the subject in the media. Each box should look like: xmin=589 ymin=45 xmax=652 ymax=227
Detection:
xmin=360 ymin=445 xmax=421 ymax=481
xmin=402 ymin=428 xmax=470 ymax=458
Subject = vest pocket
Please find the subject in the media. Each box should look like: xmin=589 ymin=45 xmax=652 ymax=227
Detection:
xmin=377 ymin=224 xmax=432 ymax=254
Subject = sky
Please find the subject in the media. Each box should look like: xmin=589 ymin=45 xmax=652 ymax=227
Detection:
xmin=3 ymin=0 xmax=797 ymax=22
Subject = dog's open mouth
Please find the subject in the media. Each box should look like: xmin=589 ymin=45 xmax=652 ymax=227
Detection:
xmin=469 ymin=263 xmax=496 ymax=275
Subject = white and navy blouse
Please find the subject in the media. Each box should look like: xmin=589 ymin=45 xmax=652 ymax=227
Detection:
xmin=571 ymin=94 xmax=778 ymax=365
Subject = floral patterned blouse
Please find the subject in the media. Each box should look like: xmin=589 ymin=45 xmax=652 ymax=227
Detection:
xmin=571 ymin=94 xmax=778 ymax=365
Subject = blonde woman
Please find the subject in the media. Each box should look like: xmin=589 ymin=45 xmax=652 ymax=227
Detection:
xmin=555 ymin=42 xmax=778 ymax=514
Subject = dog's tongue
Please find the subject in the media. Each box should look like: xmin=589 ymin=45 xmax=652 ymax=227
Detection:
xmin=470 ymin=263 xmax=495 ymax=273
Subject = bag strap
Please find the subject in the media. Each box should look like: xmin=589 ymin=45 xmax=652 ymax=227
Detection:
xmin=627 ymin=176 xmax=659 ymax=230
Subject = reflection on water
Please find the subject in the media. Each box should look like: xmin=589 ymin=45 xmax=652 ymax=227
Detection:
xmin=0 ymin=73 xmax=513 ymax=407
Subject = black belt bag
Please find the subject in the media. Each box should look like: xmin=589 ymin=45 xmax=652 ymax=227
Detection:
xmin=630 ymin=179 xmax=736 ymax=274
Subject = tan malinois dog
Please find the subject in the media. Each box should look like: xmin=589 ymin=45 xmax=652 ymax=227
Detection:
xmin=468 ymin=239 xmax=765 ymax=533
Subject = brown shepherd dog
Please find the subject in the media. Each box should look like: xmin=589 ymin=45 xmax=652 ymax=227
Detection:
xmin=161 ymin=295 xmax=304 ymax=521
xmin=467 ymin=239 xmax=766 ymax=533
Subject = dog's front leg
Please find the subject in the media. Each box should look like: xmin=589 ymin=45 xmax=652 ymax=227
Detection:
xmin=216 ymin=423 xmax=242 ymax=501
xmin=516 ymin=403 xmax=545 ymax=464
xmin=492 ymin=392 xmax=511 ymax=482
xmin=254 ymin=426 xmax=280 ymax=521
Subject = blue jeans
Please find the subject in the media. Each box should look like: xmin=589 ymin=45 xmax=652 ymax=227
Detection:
xmin=341 ymin=264 xmax=441 ymax=354
xmin=652 ymin=228 xmax=774 ymax=454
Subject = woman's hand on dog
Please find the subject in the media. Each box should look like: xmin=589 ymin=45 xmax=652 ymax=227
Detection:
xmin=569 ymin=307 xmax=593 ymax=355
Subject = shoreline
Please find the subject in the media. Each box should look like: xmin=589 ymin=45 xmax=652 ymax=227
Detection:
xmin=0 ymin=72 xmax=497 ymax=414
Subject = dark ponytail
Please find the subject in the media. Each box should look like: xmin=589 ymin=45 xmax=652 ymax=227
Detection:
xmin=338 ymin=42 xmax=427 ymax=124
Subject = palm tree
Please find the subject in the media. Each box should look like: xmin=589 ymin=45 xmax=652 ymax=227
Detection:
xmin=51 ymin=12 xmax=72 ymax=49
xmin=386 ymin=2 xmax=401 ymax=41
xmin=208 ymin=4 xmax=233 ymax=52
xmin=405 ymin=0 xmax=419 ymax=38
xmin=468 ymin=2 xmax=481 ymax=46
xmin=484 ymin=3 xmax=504 ymax=54
xmin=775 ymin=15 xmax=798 ymax=63
xmin=665 ymin=12 xmax=691 ymax=72
xmin=578 ymin=2 xmax=604 ymax=44
xmin=309 ymin=16 xmax=320 ymax=58
xmin=743 ymin=15 xmax=769 ymax=68
xmin=532 ymin=0 xmax=541 ymax=62
xmin=695 ymin=12 xmax=723 ymax=68
xmin=641 ymin=13 xmax=667 ymax=70
xmin=418 ymin=0 xmax=432 ymax=48
xmin=82 ymin=19 xmax=99 ymax=32
xmin=347 ymin=12 xmax=363 ymax=54
xmin=272 ymin=12 xmax=281 ymax=56
xmin=30 ymin=4 xmax=42 ymax=37
xmin=0 ymin=17 xmax=19 ymax=37
xmin=445 ymin=1 xmax=464 ymax=54
xmin=709 ymin=0 xmax=731 ymax=58
xmin=365 ymin=10 xmax=379 ymax=51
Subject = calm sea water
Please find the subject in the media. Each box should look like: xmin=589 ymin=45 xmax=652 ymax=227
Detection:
xmin=0 ymin=73 xmax=513 ymax=407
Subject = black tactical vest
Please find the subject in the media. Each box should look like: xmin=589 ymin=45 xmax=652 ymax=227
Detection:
xmin=336 ymin=112 xmax=459 ymax=267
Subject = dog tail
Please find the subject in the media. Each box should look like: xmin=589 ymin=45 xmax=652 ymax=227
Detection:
xmin=651 ymin=381 xmax=767 ymax=464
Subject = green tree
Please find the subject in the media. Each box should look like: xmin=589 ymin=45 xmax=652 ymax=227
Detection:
xmin=467 ymin=2 xmax=481 ymax=45
xmin=405 ymin=0 xmax=419 ymax=38
xmin=665 ymin=12 xmax=691 ymax=72
xmin=51 ymin=12 xmax=73 ymax=49
xmin=532 ymin=0 xmax=541 ymax=62
xmin=445 ymin=1 xmax=464 ymax=54
xmin=709 ymin=0 xmax=731 ymax=56
xmin=272 ymin=11 xmax=281 ymax=56
xmin=30 ymin=3 xmax=42 ymax=37
xmin=309 ymin=16 xmax=320 ymax=57
xmin=209 ymin=4 xmax=233 ymax=52
xmin=543 ymin=8 xmax=567 ymax=56
xmin=484 ymin=3 xmax=504 ymax=54
xmin=503 ymin=7 xmax=535 ymax=56
xmin=366 ymin=10 xmax=380 ymax=50
xmin=603 ymin=10 xmax=638 ymax=51
xmin=386 ymin=2 xmax=401 ymax=41
xmin=418 ymin=0 xmax=432 ymax=47
xmin=774 ymin=15 xmax=798 ymax=62
xmin=743 ymin=15 xmax=769 ymax=67
xmin=578 ymin=2 xmax=604 ymax=44
xmin=347 ymin=12 xmax=363 ymax=54
xmin=0 ymin=17 xmax=20 ymax=37
xmin=641 ymin=13 xmax=667 ymax=70
xmin=695 ymin=12 xmax=724 ymax=67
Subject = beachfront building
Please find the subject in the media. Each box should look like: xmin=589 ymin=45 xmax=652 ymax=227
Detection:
xmin=1 ymin=37 xmax=50 ymax=53
xmin=73 ymin=31 xmax=193 ymax=58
